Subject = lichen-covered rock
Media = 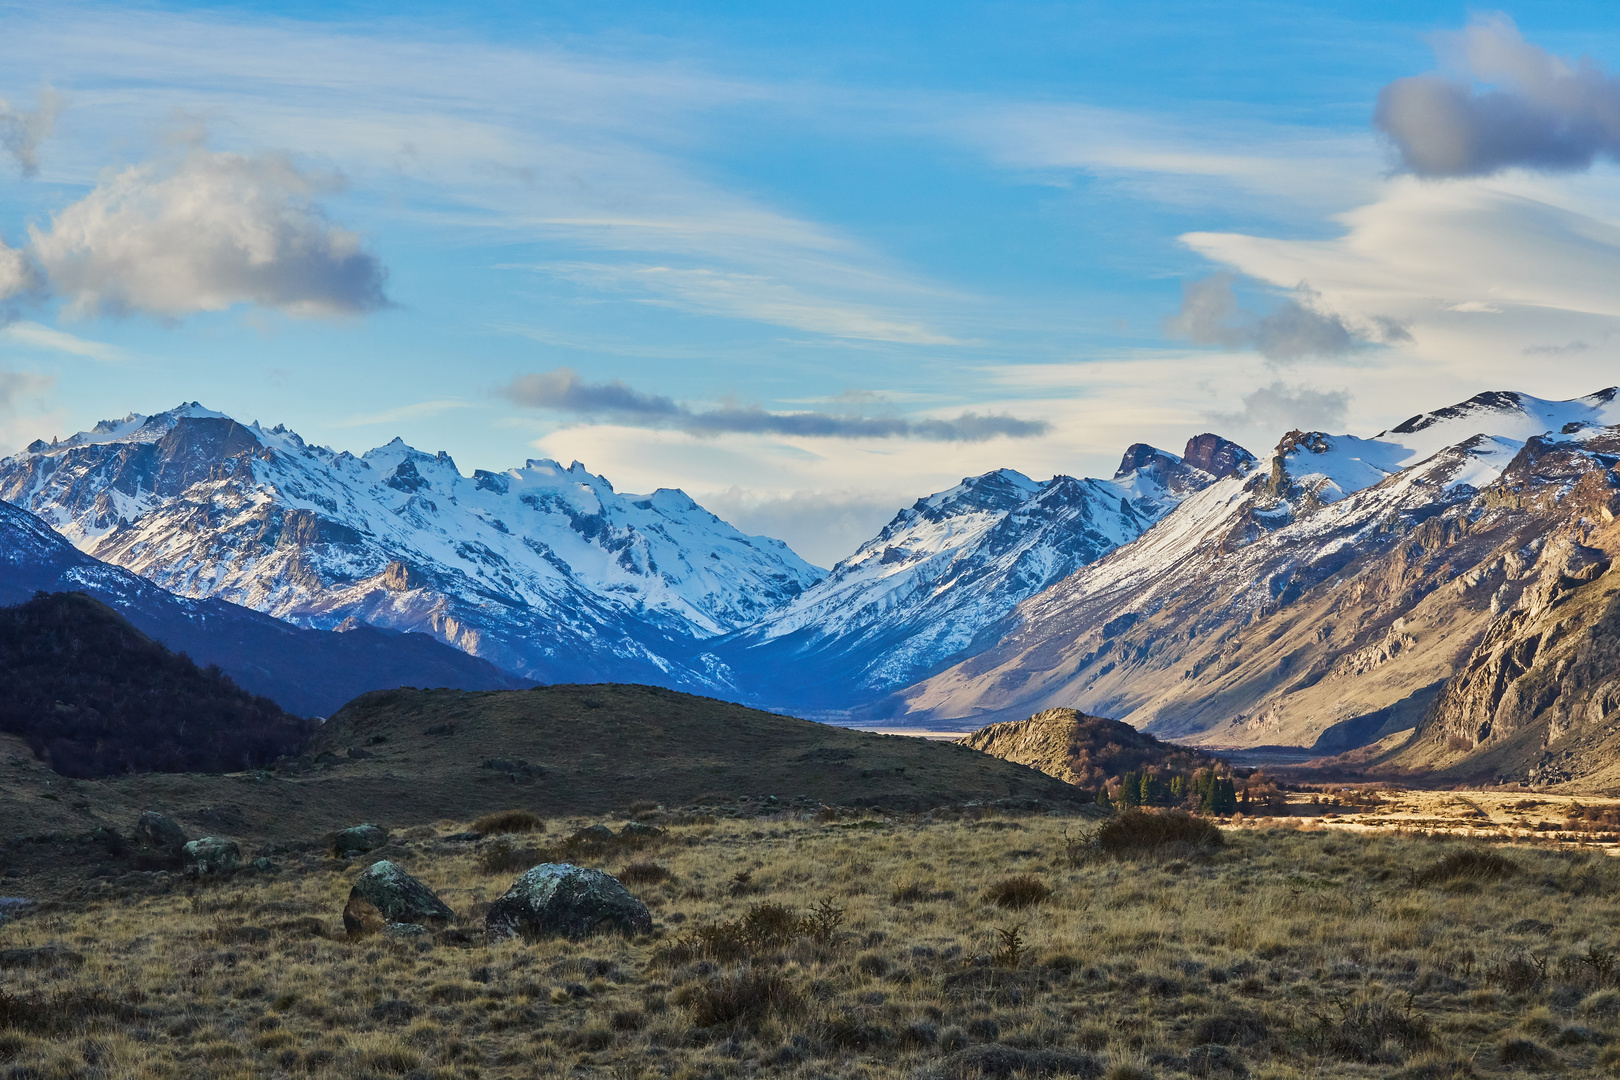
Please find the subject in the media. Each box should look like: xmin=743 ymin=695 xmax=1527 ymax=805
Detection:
xmin=570 ymin=824 xmax=615 ymax=844
xmin=383 ymin=922 xmax=428 ymax=939
xmin=182 ymin=837 xmax=241 ymax=876
xmin=136 ymin=811 xmax=188 ymax=856
xmin=333 ymin=824 xmax=389 ymax=856
xmin=486 ymin=863 xmax=652 ymax=941
xmin=346 ymin=860 xmax=452 ymax=937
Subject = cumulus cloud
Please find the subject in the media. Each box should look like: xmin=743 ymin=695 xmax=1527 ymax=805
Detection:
xmin=29 ymin=147 xmax=388 ymax=319
xmin=0 ymin=87 xmax=58 ymax=177
xmin=502 ymin=368 xmax=1048 ymax=442
xmin=1166 ymin=273 xmax=1406 ymax=361
xmin=1209 ymin=381 xmax=1352 ymax=436
xmin=1376 ymin=14 xmax=1620 ymax=178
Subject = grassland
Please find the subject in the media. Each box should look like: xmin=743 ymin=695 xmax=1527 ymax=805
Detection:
xmin=6 ymin=805 xmax=1620 ymax=1079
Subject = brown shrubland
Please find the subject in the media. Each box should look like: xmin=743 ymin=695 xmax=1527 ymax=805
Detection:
xmin=2 ymin=812 xmax=1620 ymax=1077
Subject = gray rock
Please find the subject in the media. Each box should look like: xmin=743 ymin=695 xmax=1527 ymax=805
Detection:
xmin=570 ymin=824 xmax=615 ymax=843
xmin=136 ymin=811 xmax=188 ymax=855
xmin=0 ymin=898 xmax=32 ymax=927
xmin=333 ymin=823 xmax=389 ymax=856
xmin=347 ymin=860 xmax=453 ymax=933
xmin=182 ymin=837 xmax=241 ymax=876
xmin=621 ymin=822 xmax=663 ymax=839
xmin=383 ymin=922 xmax=428 ymax=938
xmin=486 ymin=863 xmax=652 ymax=941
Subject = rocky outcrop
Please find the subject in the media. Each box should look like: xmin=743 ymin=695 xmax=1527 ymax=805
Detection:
xmin=182 ymin=837 xmax=241 ymax=877
xmin=485 ymin=864 xmax=652 ymax=941
xmin=344 ymin=860 xmax=453 ymax=937
xmin=332 ymin=824 xmax=388 ymax=856
xmin=136 ymin=811 xmax=187 ymax=857
xmin=962 ymin=709 xmax=1220 ymax=788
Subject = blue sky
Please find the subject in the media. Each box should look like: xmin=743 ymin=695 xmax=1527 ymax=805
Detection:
xmin=2 ymin=2 xmax=1619 ymax=564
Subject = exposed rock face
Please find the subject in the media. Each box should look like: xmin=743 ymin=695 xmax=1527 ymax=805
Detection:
xmin=333 ymin=824 xmax=389 ymax=856
xmin=182 ymin=837 xmax=241 ymax=876
xmin=486 ymin=863 xmax=652 ymax=941
xmin=345 ymin=860 xmax=453 ymax=936
xmin=136 ymin=811 xmax=187 ymax=856
xmin=962 ymin=708 xmax=1220 ymax=788
xmin=896 ymin=389 xmax=1620 ymax=760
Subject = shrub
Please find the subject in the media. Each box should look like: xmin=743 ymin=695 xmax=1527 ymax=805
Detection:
xmin=619 ymin=862 xmax=671 ymax=885
xmin=676 ymin=971 xmax=799 ymax=1029
xmin=1499 ymin=1039 xmax=1557 ymax=1069
xmin=472 ymin=809 xmax=543 ymax=836
xmin=1095 ymin=809 xmax=1223 ymax=855
xmin=1413 ymin=848 xmax=1516 ymax=887
xmin=984 ymin=874 xmax=1051 ymax=909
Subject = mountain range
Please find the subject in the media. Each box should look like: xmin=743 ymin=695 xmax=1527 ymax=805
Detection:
xmin=5 ymin=388 xmax=1620 ymax=787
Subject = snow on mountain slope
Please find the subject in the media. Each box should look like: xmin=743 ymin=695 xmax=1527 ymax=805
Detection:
xmin=711 ymin=435 xmax=1255 ymax=711
xmin=0 ymin=498 xmax=528 ymax=716
xmin=0 ymin=404 xmax=822 ymax=686
xmin=892 ymin=387 xmax=1620 ymax=747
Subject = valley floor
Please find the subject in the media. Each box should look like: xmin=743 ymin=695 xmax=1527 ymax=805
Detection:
xmin=3 ymin=809 xmax=1620 ymax=1078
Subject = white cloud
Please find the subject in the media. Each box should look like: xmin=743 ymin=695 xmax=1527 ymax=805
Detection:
xmin=0 ymin=235 xmax=40 ymax=309
xmin=332 ymin=399 xmax=473 ymax=427
xmin=1 ymin=321 xmax=122 ymax=361
xmin=0 ymin=369 xmax=58 ymax=452
xmin=29 ymin=146 xmax=388 ymax=320
xmin=695 ymin=487 xmax=906 ymax=569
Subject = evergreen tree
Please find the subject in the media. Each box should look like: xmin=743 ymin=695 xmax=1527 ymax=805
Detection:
xmin=1119 ymin=771 xmax=1142 ymax=808
xmin=1170 ymin=774 xmax=1187 ymax=801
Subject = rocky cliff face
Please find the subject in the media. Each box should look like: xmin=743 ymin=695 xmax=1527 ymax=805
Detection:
xmin=892 ymin=390 xmax=1620 ymax=764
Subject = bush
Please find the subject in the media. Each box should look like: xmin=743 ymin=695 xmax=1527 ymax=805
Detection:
xmin=472 ymin=809 xmax=543 ymax=836
xmin=1095 ymin=809 xmax=1223 ymax=855
xmin=1413 ymin=848 xmax=1516 ymax=887
xmin=619 ymin=862 xmax=671 ymax=885
xmin=984 ymin=874 xmax=1051 ymax=909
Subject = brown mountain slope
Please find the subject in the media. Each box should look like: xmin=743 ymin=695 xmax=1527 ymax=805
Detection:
xmin=891 ymin=405 xmax=1620 ymax=765
xmin=961 ymin=708 xmax=1219 ymax=787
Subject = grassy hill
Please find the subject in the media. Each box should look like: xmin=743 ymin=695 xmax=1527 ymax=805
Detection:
xmin=0 ymin=685 xmax=1087 ymax=871
xmin=303 ymin=684 xmax=1090 ymax=818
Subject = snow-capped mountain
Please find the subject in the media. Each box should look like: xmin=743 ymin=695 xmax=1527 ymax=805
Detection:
xmin=0 ymin=498 xmax=526 ymax=716
xmin=892 ymin=388 xmax=1620 ymax=761
xmin=0 ymin=403 xmax=822 ymax=686
xmin=710 ymin=434 xmax=1255 ymax=711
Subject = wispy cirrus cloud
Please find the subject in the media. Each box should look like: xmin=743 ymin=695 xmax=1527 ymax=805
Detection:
xmin=332 ymin=399 xmax=474 ymax=428
xmin=1 ymin=321 xmax=123 ymax=361
xmin=500 ymin=368 xmax=1046 ymax=441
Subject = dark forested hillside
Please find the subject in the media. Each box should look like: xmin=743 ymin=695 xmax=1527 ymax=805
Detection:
xmin=0 ymin=592 xmax=315 ymax=777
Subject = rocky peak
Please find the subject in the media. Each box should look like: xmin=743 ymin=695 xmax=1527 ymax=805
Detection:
xmin=1181 ymin=433 xmax=1256 ymax=480
xmin=1114 ymin=444 xmax=1181 ymax=480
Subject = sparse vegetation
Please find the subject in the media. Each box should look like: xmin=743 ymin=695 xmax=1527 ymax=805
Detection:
xmin=1094 ymin=807 xmax=1224 ymax=855
xmin=3 ymin=808 xmax=1617 ymax=1078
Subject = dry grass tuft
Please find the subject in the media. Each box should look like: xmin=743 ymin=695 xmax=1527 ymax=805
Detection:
xmin=1413 ymin=847 xmax=1517 ymax=886
xmin=983 ymin=874 xmax=1052 ymax=909
xmin=617 ymin=861 xmax=671 ymax=885
xmin=1094 ymin=808 xmax=1223 ymax=855
xmin=471 ymin=808 xmax=543 ymax=836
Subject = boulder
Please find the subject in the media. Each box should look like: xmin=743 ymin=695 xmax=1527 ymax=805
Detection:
xmin=345 ymin=860 xmax=453 ymax=937
xmin=333 ymin=823 xmax=389 ymax=856
xmin=570 ymin=824 xmax=615 ymax=844
xmin=486 ymin=863 xmax=652 ymax=941
xmin=136 ymin=811 xmax=188 ymax=856
xmin=182 ymin=837 xmax=241 ymax=877
xmin=621 ymin=822 xmax=663 ymax=839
